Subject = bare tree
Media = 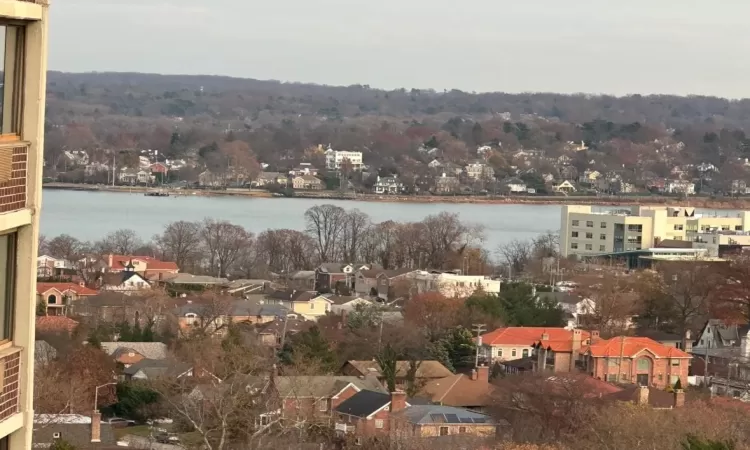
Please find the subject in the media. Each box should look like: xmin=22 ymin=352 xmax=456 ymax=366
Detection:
xmin=497 ymin=238 xmax=533 ymax=276
xmin=201 ymin=219 xmax=254 ymax=277
xmin=154 ymin=220 xmax=203 ymax=272
xmin=46 ymin=234 xmax=85 ymax=262
xmin=340 ymin=209 xmax=371 ymax=263
xmin=304 ymin=204 xmax=347 ymax=262
xmin=98 ymin=228 xmax=143 ymax=255
xmin=255 ymin=229 xmax=316 ymax=275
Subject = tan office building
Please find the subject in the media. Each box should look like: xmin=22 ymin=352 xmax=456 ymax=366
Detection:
xmin=560 ymin=205 xmax=750 ymax=257
xmin=0 ymin=1 xmax=49 ymax=448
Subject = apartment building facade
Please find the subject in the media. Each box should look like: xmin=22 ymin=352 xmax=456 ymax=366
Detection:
xmin=0 ymin=1 xmax=49 ymax=448
xmin=560 ymin=205 xmax=750 ymax=257
xmin=325 ymin=149 xmax=363 ymax=171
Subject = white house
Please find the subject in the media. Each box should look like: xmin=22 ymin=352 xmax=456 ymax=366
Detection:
xmin=325 ymin=149 xmax=363 ymax=171
xmin=428 ymin=159 xmax=443 ymax=169
xmin=101 ymin=268 xmax=151 ymax=294
xmin=538 ymin=292 xmax=595 ymax=330
xmin=465 ymin=162 xmax=493 ymax=180
xmin=37 ymin=255 xmax=73 ymax=278
xmin=373 ymin=176 xmax=404 ymax=194
xmin=666 ymin=180 xmax=696 ymax=195
xmin=406 ymin=271 xmax=501 ymax=297
xmin=502 ymin=178 xmax=527 ymax=193
xmin=327 ymin=295 xmax=374 ymax=315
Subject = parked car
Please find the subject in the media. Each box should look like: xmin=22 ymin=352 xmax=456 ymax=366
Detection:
xmin=155 ymin=432 xmax=180 ymax=444
xmin=107 ymin=417 xmax=136 ymax=428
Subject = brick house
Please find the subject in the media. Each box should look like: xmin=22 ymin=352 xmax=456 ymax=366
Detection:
xmin=315 ymin=263 xmax=381 ymax=293
xmin=36 ymin=282 xmax=98 ymax=316
xmin=418 ymin=365 xmax=496 ymax=411
xmin=335 ymin=390 xmax=407 ymax=436
xmin=353 ymin=268 xmax=416 ymax=299
xmin=273 ymin=376 xmax=386 ymax=423
xmin=533 ymin=329 xmax=598 ymax=373
xmin=579 ymin=336 xmax=692 ymax=389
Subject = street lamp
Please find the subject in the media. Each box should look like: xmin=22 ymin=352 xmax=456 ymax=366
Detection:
xmin=94 ymin=382 xmax=117 ymax=412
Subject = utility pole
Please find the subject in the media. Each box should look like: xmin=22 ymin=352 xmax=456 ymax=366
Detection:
xmin=472 ymin=324 xmax=487 ymax=368
xmin=618 ymin=335 xmax=625 ymax=383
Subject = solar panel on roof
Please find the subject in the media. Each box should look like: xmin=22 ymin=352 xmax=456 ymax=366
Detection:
xmin=444 ymin=414 xmax=459 ymax=423
xmin=472 ymin=418 xmax=487 ymax=423
xmin=430 ymin=414 xmax=445 ymax=423
xmin=459 ymin=417 xmax=474 ymax=423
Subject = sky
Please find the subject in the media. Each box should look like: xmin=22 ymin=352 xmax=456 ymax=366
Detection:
xmin=48 ymin=0 xmax=750 ymax=98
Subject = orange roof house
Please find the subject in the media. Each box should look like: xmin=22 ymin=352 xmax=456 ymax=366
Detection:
xmin=533 ymin=329 xmax=597 ymax=373
xmin=36 ymin=316 xmax=79 ymax=335
xmin=579 ymin=336 xmax=692 ymax=389
xmin=479 ymin=327 xmax=592 ymax=366
xmin=36 ymin=282 xmax=98 ymax=316
xmin=106 ymin=255 xmax=179 ymax=275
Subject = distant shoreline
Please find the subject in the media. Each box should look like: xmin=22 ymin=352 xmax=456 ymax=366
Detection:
xmin=41 ymin=183 xmax=750 ymax=209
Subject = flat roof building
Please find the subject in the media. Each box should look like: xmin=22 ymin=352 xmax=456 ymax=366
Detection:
xmin=561 ymin=205 xmax=750 ymax=258
xmin=0 ymin=1 xmax=50 ymax=448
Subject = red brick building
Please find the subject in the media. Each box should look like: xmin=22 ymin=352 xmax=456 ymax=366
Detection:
xmin=580 ymin=336 xmax=691 ymax=389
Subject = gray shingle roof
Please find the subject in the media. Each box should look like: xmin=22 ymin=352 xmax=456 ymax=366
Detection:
xmin=123 ymin=358 xmax=192 ymax=379
xmin=395 ymin=405 xmax=494 ymax=425
xmin=335 ymin=390 xmax=390 ymax=417
xmin=274 ymin=375 xmax=386 ymax=398
xmin=100 ymin=342 xmax=168 ymax=360
xmin=33 ymin=416 xmax=117 ymax=449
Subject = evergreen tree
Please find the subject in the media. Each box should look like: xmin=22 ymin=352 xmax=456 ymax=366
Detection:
xmin=131 ymin=321 xmax=143 ymax=342
xmin=375 ymin=344 xmax=398 ymax=392
xmin=441 ymin=326 xmax=476 ymax=371
xmin=141 ymin=322 xmax=155 ymax=342
xmin=282 ymin=326 xmax=337 ymax=373
xmin=115 ymin=321 xmax=133 ymax=341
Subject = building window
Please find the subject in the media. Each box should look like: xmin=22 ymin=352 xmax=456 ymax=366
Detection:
xmin=605 ymin=374 xmax=618 ymax=382
xmin=600 ymin=234 xmax=606 ymax=240
xmin=496 ymin=348 xmax=503 ymax=357
xmin=318 ymin=400 xmax=327 ymax=412
xmin=600 ymin=222 xmax=607 ymax=228
xmin=674 ymin=224 xmax=683 ymax=231
xmin=627 ymin=225 xmax=643 ymax=232
xmin=671 ymin=359 xmax=680 ymax=367
xmin=439 ymin=427 xmax=449 ymax=436
xmin=637 ymin=358 xmax=650 ymax=371
xmin=0 ymin=26 xmax=25 ymax=136
xmin=522 ymin=349 xmax=529 ymax=358
xmin=670 ymin=375 xmax=679 ymax=386
xmin=310 ymin=302 xmax=314 ymax=310
xmin=586 ymin=221 xmax=594 ymax=227
xmin=572 ymin=220 xmax=579 ymax=226
xmin=375 ymin=419 xmax=384 ymax=429
xmin=585 ymin=244 xmax=592 ymax=250
xmin=459 ymin=426 xmax=467 ymax=434
xmin=0 ymin=233 xmax=15 ymax=343
xmin=585 ymin=232 xmax=593 ymax=239
xmin=511 ymin=349 xmax=517 ymax=357
xmin=599 ymin=245 xmax=605 ymax=251
xmin=47 ymin=294 xmax=56 ymax=305
xmin=571 ymin=243 xmax=578 ymax=249
xmin=571 ymin=231 xmax=578 ymax=238
xmin=736 ymin=226 xmax=742 ymax=231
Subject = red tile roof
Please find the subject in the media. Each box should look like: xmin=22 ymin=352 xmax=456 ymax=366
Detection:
xmin=36 ymin=316 xmax=79 ymax=334
xmin=581 ymin=336 xmax=692 ymax=358
xmin=480 ymin=327 xmax=589 ymax=349
xmin=109 ymin=255 xmax=179 ymax=272
xmin=37 ymin=282 xmax=98 ymax=296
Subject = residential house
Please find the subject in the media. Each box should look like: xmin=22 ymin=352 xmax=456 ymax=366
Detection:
xmin=225 ymin=279 xmax=273 ymax=296
xmin=100 ymin=342 xmax=168 ymax=368
xmin=536 ymin=292 xmax=595 ymax=330
xmin=123 ymin=358 xmax=200 ymax=381
xmin=160 ymin=273 xmax=228 ymax=293
xmin=464 ymin=162 xmax=493 ymax=180
xmin=35 ymin=316 xmax=80 ymax=336
xmin=254 ymin=171 xmax=289 ymax=187
xmin=72 ymin=292 xmax=165 ymax=327
xmin=666 ymin=180 xmax=696 ymax=195
xmin=501 ymin=178 xmax=527 ymax=194
xmin=479 ymin=327 xmax=590 ymax=365
xmin=255 ymin=317 xmax=315 ymax=346
xmin=176 ymin=298 xmax=291 ymax=334
xmin=552 ymin=180 xmax=577 ymax=194
xmin=694 ymin=319 xmax=748 ymax=349
xmin=731 ymin=180 xmax=750 ymax=195
xmin=373 ymin=176 xmax=405 ymax=194
xmin=104 ymin=254 xmax=179 ymax=276
xmin=434 ymin=173 xmax=460 ymax=194
xmin=534 ymin=329 xmax=597 ymax=373
xmin=261 ymin=289 xmax=333 ymax=320
xmin=634 ymin=330 xmax=688 ymax=350
xmin=292 ymin=175 xmax=323 ymax=190
xmin=340 ymin=360 xmax=453 ymax=391
xmin=418 ymin=365 xmax=496 ymax=410
xmin=36 ymin=282 xmax=98 ymax=316
xmin=334 ymin=391 xmax=497 ymax=439
xmin=289 ymin=164 xmax=319 ymax=177
xmin=33 ymin=413 xmax=118 ymax=450
xmin=580 ymin=169 xmax=601 ymax=183
xmin=407 ymin=271 xmax=501 ymax=297
xmin=315 ymin=263 xmax=381 ymax=292
xmin=327 ymin=295 xmax=374 ymax=315
xmin=285 ymin=271 xmax=316 ymax=290
xmin=37 ymin=254 xmax=74 ymax=278
xmin=63 ymin=150 xmax=90 ymax=166
xmin=84 ymin=162 xmax=110 ymax=177
xmin=354 ymin=268 xmax=416 ymax=299
xmin=118 ymin=168 xmax=138 ymax=184
xmin=149 ymin=162 xmax=168 ymax=176
xmin=274 ymin=375 xmax=385 ymax=422
xmin=579 ymin=336 xmax=691 ymax=388
xmin=100 ymin=266 xmax=151 ymax=294
xmin=427 ymin=159 xmax=443 ymax=169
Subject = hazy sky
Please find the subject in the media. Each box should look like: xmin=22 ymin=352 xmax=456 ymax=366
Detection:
xmin=49 ymin=0 xmax=750 ymax=98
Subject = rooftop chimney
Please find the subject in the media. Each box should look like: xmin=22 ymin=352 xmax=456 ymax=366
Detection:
xmin=541 ymin=332 xmax=550 ymax=341
xmin=476 ymin=365 xmax=490 ymax=383
xmin=674 ymin=389 xmax=685 ymax=408
xmin=682 ymin=330 xmax=693 ymax=354
xmin=570 ymin=329 xmax=583 ymax=371
xmin=637 ymin=386 xmax=649 ymax=406
xmin=390 ymin=391 xmax=407 ymax=413
xmin=591 ymin=330 xmax=601 ymax=341
xmin=91 ymin=410 xmax=101 ymax=443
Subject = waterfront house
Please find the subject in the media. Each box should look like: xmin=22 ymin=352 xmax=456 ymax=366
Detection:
xmin=434 ymin=173 xmax=460 ymax=194
xmin=292 ymin=175 xmax=323 ymax=190
xmin=254 ymin=171 xmax=289 ymax=187
xmin=373 ymin=175 xmax=405 ymax=194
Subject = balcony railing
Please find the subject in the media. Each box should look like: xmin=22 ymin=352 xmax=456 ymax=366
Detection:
xmin=0 ymin=143 xmax=27 ymax=214
xmin=334 ymin=423 xmax=354 ymax=433
xmin=0 ymin=349 xmax=21 ymax=422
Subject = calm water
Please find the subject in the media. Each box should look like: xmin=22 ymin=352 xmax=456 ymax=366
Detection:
xmin=40 ymin=190 xmax=562 ymax=250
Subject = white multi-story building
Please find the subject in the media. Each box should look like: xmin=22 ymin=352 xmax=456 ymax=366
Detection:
xmin=560 ymin=205 xmax=750 ymax=257
xmin=407 ymin=271 xmax=500 ymax=297
xmin=325 ymin=149 xmax=363 ymax=171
